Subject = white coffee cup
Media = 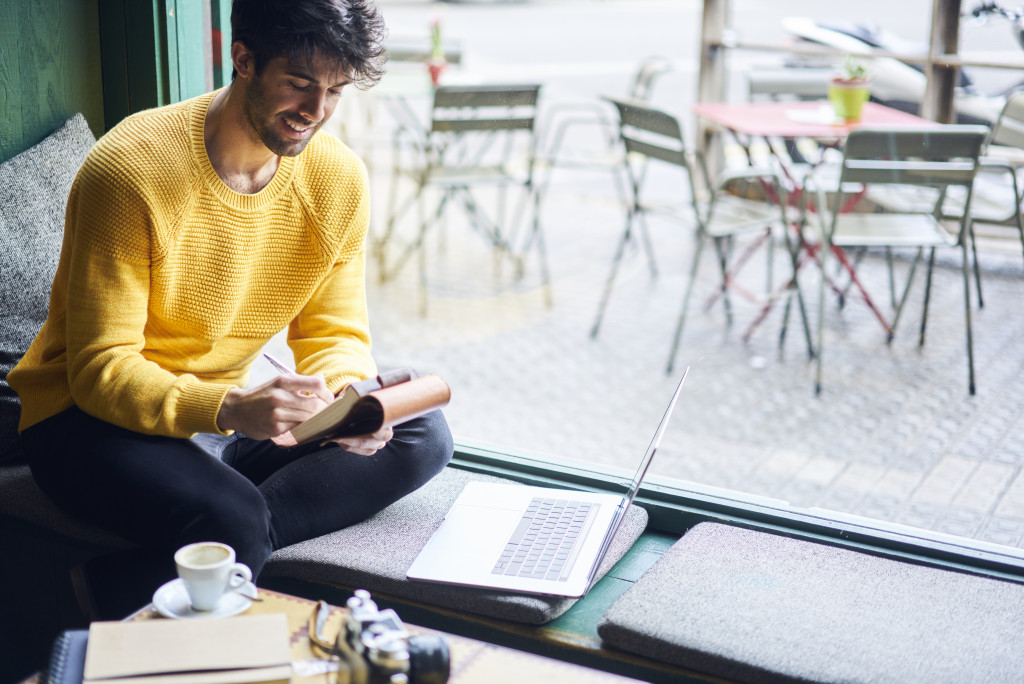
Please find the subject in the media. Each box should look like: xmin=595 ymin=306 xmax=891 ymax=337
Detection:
xmin=174 ymin=541 xmax=252 ymax=612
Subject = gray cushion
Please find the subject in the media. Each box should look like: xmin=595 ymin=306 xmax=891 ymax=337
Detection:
xmin=597 ymin=522 xmax=1024 ymax=684
xmin=264 ymin=467 xmax=648 ymax=625
xmin=0 ymin=113 xmax=95 ymax=463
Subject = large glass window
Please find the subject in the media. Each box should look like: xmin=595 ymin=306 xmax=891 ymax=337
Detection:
xmin=284 ymin=0 xmax=1024 ymax=553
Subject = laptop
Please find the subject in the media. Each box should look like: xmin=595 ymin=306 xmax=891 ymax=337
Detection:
xmin=406 ymin=369 xmax=688 ymax=597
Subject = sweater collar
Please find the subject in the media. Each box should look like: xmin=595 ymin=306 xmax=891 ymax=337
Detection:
xmin=189 ymin=90 xmax=297 ymax=211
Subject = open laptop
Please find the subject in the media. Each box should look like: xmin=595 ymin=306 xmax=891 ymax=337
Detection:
xmin=406 ymin=369 xmax=688 ymax=597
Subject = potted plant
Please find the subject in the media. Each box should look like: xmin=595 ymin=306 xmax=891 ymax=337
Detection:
xmin=426 ymin=19 xmax=447 ymax=86
xmin=828 ymin=55 xmax=871 ymax=122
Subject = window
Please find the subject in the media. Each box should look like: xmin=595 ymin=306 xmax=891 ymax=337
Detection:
xmin=320 ymin=0 xmax=1024 ymax=569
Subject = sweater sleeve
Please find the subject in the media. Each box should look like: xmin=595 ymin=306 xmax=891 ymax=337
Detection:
xmin=63 ymin=153 xmax=230 ymax=437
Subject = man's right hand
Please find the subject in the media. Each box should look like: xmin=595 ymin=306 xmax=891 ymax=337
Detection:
xmin=217 ymin=374 xmax=333 ymax=439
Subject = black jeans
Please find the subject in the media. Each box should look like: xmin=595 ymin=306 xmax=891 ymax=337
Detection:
xmin=24 ymin=405 xmax=453 ymax=614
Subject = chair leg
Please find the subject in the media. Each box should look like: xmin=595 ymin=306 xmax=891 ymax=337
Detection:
xmin=961 ymin=240 xmax=977 ymax=395
xmin=635 ymin=209 xmax=659 ymax=278
xmin=516 ymin=187 xmax=553 ymax=306
xmin=888 ymin=247 xmax=924 ymax=345
xmin=666 ymin=235 xmax=707 ymax=374
xmin=785 ymin=231 xmax=816 ymax=361
xmin=591 ymin=212 xmax=638 ymax=339
xmin=534 ymin=191 xmax=553 ymax=306
xmin=1012 ymin=170 xmax=1024 ymax=272
xmin=814 ymin=238 xmax=829 ymax=396
xmin=919 ymin=247 xmax=937 ymax=347
xmin=712 ymin=236 xmax=733 ymax=327
xmin=886 ymin=247 xmax=896 ymax=307
xmin=969 ymin=222 xmax=984 ymax=309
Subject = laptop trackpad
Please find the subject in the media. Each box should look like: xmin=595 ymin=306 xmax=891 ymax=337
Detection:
xmin=413 ymin=504 xmax=521 ymax=576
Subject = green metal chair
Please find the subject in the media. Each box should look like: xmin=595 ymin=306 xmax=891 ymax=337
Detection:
xmin=380 ymin=84 xmax=546 ymax=313
xmin=806 ymin=126 xmax=989 ymax=395
xmin=591 ymin=97 xmax=807 ymax=373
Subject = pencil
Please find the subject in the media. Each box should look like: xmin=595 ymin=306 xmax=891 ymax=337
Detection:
xmin=263 ymin=353 xmax=316 ymax=397
xmin=263 ymin=352 xmax=293 ymax=375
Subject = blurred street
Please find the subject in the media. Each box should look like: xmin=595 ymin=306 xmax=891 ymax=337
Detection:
xmin=260 ymin=0 xmax=1024 ymax=551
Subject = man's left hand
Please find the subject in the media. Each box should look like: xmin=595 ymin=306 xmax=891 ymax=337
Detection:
xmin=324 ymin=425 xmax=393 ymax=456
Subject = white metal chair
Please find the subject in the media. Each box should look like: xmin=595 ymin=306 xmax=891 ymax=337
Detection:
xmin=380 ymin=84 xmax=546 ymax=313
xmin=533 ymin=57 xmax=674 ymax=216
xmin=964 ymin=91 xmax=1024 ymax=275
xmin=807 ymin=126 xmax=989 ymax=395
xmin=591 ymin=97 xmax=809 ymax=373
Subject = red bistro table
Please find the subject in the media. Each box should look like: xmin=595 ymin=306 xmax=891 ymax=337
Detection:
xmin=692 ymin=100 xmax=942 ymax=341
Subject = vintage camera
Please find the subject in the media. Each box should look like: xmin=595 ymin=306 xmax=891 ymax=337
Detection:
xmin=311 ymin=589 xmax=450 ymax=684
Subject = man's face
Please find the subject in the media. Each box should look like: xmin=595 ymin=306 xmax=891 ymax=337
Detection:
xmin=241 ymin=54 xmax=350 ymax=157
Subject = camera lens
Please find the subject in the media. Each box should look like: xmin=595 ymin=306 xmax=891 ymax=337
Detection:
xmin=407 ymin=635 xmax=450 ymax=684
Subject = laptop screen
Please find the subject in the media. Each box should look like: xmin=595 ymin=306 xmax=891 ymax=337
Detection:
xmin=622 ymin=367 xmax=689 ymax=505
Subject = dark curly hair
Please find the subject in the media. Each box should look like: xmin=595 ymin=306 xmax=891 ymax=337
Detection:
xmin=230 ymin=0 xmax=387 ymax=89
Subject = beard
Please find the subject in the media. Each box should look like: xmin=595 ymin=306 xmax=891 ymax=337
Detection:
xmin=241 ymin=76 xmax=322 ymax=157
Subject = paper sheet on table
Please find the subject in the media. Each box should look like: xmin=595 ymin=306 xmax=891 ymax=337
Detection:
xmin=84 ymin=614 xmax=291 ymax=684
xmin=785 ymin=105 xmax=840 ymax=126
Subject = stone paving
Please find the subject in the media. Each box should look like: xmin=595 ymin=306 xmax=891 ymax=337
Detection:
xmin=259 ymin=106 xmax=1024 ymax=552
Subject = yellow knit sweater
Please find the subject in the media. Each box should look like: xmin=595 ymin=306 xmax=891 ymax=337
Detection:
xmin=9 ymin=90 xmax=377 ymax=438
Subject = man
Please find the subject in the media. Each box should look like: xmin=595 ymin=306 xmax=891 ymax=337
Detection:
xmin=8 ymin=0 xmax=452 ymax=618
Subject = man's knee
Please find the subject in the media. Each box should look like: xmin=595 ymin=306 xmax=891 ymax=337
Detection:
xmin=408 ymin=409 xmax=454 ymax=478
xmin=178 ymin=485 xmax=273 ymax=574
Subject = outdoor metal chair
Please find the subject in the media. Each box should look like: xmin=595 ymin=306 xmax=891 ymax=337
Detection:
xmin=806 ymin=125 xmax=989 ymax=395
xmin=745 ymin=66 xmax=834 ymax=173
xmin=875 ymin=93 xmax=1024 ymax=312
xmin=959 ymin=90 xmax=1024 ymax=274
xmin=379 ymin=84 xmax=546 ymax=313
xmin=590 ymin=97 xmax=808 ymax=373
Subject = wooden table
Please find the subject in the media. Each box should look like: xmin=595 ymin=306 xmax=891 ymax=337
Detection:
xmin=26 ymin=588 xmax=644 ymax=684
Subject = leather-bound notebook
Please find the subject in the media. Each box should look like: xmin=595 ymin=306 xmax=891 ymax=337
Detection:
xmin=43 ymin=629 xmax=88 ymax=684
xmin=274 ymin=369 xmax=451 ymax=447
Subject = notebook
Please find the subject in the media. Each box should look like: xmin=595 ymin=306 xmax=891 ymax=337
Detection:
xmin=406 ymin=369 xmax=688 ymax=597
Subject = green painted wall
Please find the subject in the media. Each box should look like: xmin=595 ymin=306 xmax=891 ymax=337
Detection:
xmin=0 ymin=0 xmax=105 ymax=162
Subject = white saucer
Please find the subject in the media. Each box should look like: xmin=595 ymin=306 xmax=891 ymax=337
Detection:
xmin=152 ymin=578 xmax=257 ymax=619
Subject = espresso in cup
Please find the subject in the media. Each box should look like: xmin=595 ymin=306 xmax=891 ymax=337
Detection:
xmin=174 ymin=541 xmax=252 ymax=612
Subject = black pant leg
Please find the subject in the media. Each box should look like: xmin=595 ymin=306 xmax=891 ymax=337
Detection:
xmin=226 ymin=410 xmax=454 ymax=549
xmin=23 ymin=407 xmax=274 ymax=574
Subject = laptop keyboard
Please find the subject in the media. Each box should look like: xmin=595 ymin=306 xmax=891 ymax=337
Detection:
xmin=491 ymin=497 xmax=597 ymax=582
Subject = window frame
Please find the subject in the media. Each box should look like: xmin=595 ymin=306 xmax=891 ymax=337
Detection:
xmin=453 ymin=438 xmax=1024 ymax=584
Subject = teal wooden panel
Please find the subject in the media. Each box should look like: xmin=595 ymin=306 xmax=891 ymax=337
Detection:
xmin=98 ymin=0 xmax=163 ymax=125
xmin=0 ymin=1 xmax=23 ymax=160
xmin=210 ymin=0 xmax=232 ymax=88
xmin=161 ymin=0 xmax=179 ymax=102
xmin=98 ymin=0 xmax=129 ymax=129
xmin=164 ymin=0 xmax=207 ymax=102
xmin=0 ymin=0 xmax=103 ymax=162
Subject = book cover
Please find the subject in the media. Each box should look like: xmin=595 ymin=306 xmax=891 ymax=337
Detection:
xmin=274 ymin=369 xmax=451 ymax=447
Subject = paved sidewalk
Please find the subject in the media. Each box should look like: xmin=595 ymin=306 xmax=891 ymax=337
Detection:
xmin=261 ymin=112 xmax=1024 ymax=552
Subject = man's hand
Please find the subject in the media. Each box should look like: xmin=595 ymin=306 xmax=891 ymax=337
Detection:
xmin=217 ymin=374 xmax=333 ymax=440
xmin=323 ymin=426 xmax=394 ymax=456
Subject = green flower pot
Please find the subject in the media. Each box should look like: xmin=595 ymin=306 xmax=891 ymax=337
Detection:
xmin=828 ymin=79 xmax=870 ymax=122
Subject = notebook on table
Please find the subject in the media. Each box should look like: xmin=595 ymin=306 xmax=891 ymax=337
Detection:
xmin=406 ymin=369 xmax=688 ymax=598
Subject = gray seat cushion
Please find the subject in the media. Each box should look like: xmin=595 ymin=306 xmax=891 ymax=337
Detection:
xmin=0 ymin=113 xmax=95 ymax=464
xmin=597 ymin=522 xmax=1024 ymax=683
xmin=264 ymin=466 xmax=648 ymax=625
